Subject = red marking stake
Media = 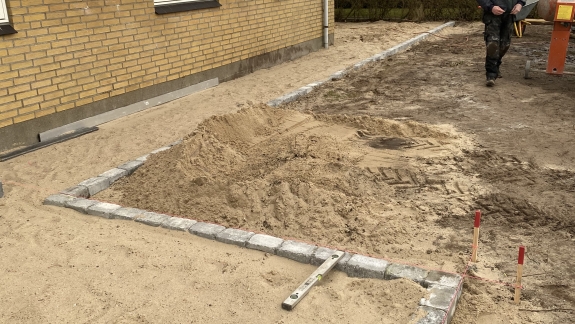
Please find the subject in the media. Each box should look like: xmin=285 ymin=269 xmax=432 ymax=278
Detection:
xmin=471 ymin=210 xmax=481 ymax=262
xmin=515 ymin=246 xmax=526 ymax=304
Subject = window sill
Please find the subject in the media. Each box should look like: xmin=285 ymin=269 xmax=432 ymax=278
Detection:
xmin=0 ymin=24 xmax=16 ymax=36
xmin=155 ymin=0 xmax=221 ymax=14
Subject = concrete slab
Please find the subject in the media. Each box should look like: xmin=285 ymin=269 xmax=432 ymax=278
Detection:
xmin=189 ymin=222 xmax=226 ymax=240
xmin=277 ymin=240 xmax=317 ymax=264
xmin=117 ymin=160 xmax=144 ymax=175
xmin=65 ymin=198 xmax=97 ymax=214
xmin=135 ymin=212 xmax=171 ymax=227
xmin=78 ymin=176 xmax=110 ymax=196
xmin=246 ymin=234 xmax=284 ymax=254
xmin=60 ymin=185 xmax=90 ymax=198
xmin=98 ymin=168 xmax=128 ymax=185
xmin=346 ymin=254 xmax=389 ymax=279
xmin=161 ymin=217 xmax=197 ymax=231
xmin=86 ymin=202 xmax=122 ymax=219
xmin=44 ymin=194 xmax=76 ymax=207
xmin=215 ymin=228 xmax=255 ymax=247
xmin=385 ymin=263 xmax=429 ymax=285
xmin=112 ymin=207 xmax=147 ymax=220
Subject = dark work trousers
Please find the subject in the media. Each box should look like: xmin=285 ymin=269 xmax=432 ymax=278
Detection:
xmin=482 ymin=12 xmax=514 ymax=79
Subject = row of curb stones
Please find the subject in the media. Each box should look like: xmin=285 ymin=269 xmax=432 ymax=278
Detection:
xmin=267 ymin=21 xmax=456 ymax=108
xmin=45 ymin=194 xmax=462 ymax=323
xmin=43 ymin=25 xmax=463 ymax=323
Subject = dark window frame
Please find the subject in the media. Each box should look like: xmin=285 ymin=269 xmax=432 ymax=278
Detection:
xmin=0 ymin=0 xmax=17 ymax=35
xmin=154 ymin=0 xmax=221 ymax=14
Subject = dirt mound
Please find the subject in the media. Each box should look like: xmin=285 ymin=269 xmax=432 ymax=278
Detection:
xmin=99 ymin=106 xmax=475 ymax=265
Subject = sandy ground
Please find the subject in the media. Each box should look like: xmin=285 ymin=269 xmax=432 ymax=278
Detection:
xmin=284 ymin=22 xmax=575 ymax=323
xmin=0 ymin=22 xmax=450 ymax=323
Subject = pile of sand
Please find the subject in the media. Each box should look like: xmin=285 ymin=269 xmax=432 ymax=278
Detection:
xmin=99 ymin=106 xmax=476 ymax=262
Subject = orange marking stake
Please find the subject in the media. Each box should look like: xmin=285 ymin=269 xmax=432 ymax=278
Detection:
xmin=471 ymin=210 xmax=481 ymax=262
xmin=514 ymin=246 xmax=526 ymax=304
xmin=546 ymin=0 xmax=575 ymax=75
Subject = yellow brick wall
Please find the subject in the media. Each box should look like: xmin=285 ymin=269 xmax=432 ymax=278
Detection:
xmin=0 ymin=0 xmax=334 ymax=129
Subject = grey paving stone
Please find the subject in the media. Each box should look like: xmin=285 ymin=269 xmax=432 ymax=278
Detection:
xmin=311 ymin=246 xmax=338 ymax=266
xmin=44 ymin=194 xmax=76 ymax=207
xmin=60 ymin=185 xmax=90 ymax=198
xmin=412 ymin=306 xmax=447 ymax=324
xmin=86 ymin=202 xmax=122 ymax=219
xmin=98 ymin=168 xmax=128 ymax=184
xmin=117 ymin=160 xmax=144 ymax=175
xmin=277 ymin=240 xmax=317 ymax=264
xmin=334 ymin=252 xmax=353 ymax=272
xmin=135 ymin=155 xmax=150 ymax=162
xmin=112 ymin=207 xmax=147 ymax=220
xmin=246 ymin=234 xmax=284 ymax=254
xmin=161 ymin=217 xmax=197 ymax=231
xmin=78 ymin=177 xmax=110 ymax=196
xmin=65 ymin=198 xmax=97 ymax=214
xmin=419 ymin=284 xmax=457 ymax=312
xmin=189 ymin=222 xmax=226 ymax=240
xmin=215 ymin=228 xmax=255 ymax=247
xmin=298 ymin=86 xmax=313 ymax=96
xmin=151 ymin=146 xmax=171 ymax=154
xmin=135 ymin=212 xmax=171 ymax=227
xmin=385 ymin=263 xmax=429 ymax=285
xmin=330 ymin=70 xmax=346 ymax=80
xmin=424 ymin=271 xmax=462 ymax=289
xmin=0 ymin=180 xmax=3 ymax=198
xmin=346 ymin=254 xmax=389 ymax=279
xmin=169 ymin=139 xmax=183 ymax=146
xmin=267 ymin=99 xmax=283 ymax=107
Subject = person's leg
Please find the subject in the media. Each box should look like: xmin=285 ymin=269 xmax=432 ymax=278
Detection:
xmin=483 ymin=12 xmax=502 ymax=85
xmin=497 ymin=13 xmax=514 ymax=77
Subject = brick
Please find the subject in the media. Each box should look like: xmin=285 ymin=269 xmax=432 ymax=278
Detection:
xmin=86 ymin=202 xmax=122 ymax=219
xmin=277 ymin=240 xmax=317 ymax=264
xmin=246 ymin=234 xmax=283 ymax=254
xmin=65 ymin=198 xmax=97 ymax=214
xmin=135 ymin=212 xmax=171 ymax=227
xmin=189 ymin=222 xmax=226 ymax=240
xmin=60 ymin=185 xmax=90 ymax=198
xmin=112 ymin=207 xmax=147 ymax=220
xmin=424 ymin=271 xmax=462 ymax=289
xmin=43 ymin=194 xmax=76 ymax=207
xmin=215 ymin=228 xmax=255 ymax=247
xmin=77 ymin=176 xmax=110 ymax=196
xmin=98 ymin=168 xmax=128 ymax=184
xmin=346 ymin=254 xmax=389 ymax=279
xmin=117 ymin=160 xmax=144 ymax=175
xmin=161 ymin=217 xmax=197 ymax=231
xmin=385 ymin=263 xmax=429 ymax=285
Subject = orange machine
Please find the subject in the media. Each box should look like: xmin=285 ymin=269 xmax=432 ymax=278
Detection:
xmin=544 ymin=0 xmax=575 ymax=74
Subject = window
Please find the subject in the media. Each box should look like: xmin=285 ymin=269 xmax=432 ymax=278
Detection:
xmin=154 ymin=0 xmax=221 ymax=14
xmin=0 ymin=0 xmax=16 ymax=35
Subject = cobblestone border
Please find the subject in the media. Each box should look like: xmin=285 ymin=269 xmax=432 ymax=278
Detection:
xmin=267 ymin=21 xmax=456 ymax=108
xmin=44 ymin=23 xmax=463 ymax=324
